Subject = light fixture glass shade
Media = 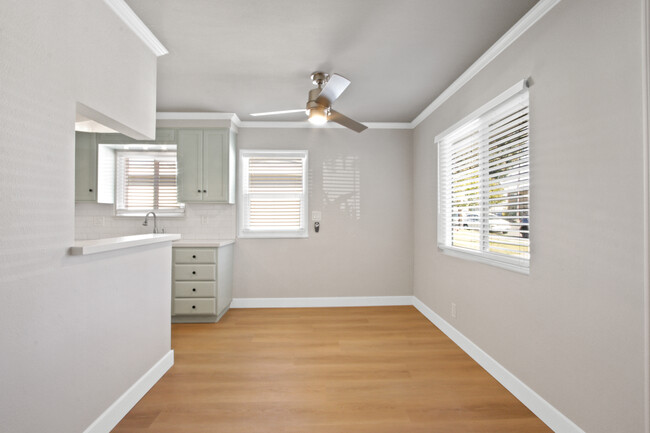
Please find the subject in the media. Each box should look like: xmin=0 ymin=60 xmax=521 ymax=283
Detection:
xmin=308 ymin=106 xmax=328 ymax=125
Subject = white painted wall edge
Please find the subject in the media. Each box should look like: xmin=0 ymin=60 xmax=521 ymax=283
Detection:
xmin=643 ymin=0 xmax=650 ymax=431
xmin=410 ymin=0 xmax=562 ymax=127
xmin=82 ymin=350 xmax=174 ymax=433
xmin=231 ymin=296 xmax=414 ymax=308
xmin=102 ymin=0 xmax=168 ymax=56
xmin=412 ymin=297 xmax=585 ymax=433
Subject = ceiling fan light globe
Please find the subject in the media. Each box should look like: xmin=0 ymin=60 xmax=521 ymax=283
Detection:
xmin=308 ymin=107 xmax=328 ymax=125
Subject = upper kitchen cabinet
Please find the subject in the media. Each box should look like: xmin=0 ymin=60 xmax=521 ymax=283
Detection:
xmin=75 ymin=131 xmax=97 ymax=202
xmin=177 ymin=129 xmax=235 ymax=204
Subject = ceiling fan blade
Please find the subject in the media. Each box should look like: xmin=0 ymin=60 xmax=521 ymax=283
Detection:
xmin=328 ymin=110 xmax=367 ymax=133
xmin=250 ymin=109 xmax=305 ymax=117
xmin=316 ymin=74 xmax=351 ymax=106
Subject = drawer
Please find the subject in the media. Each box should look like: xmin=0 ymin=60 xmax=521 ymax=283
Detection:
xmin=174 ymin=248 xmax=216 ymax=264
xmin=174 ymin=298 xmax=216 ymax=315
xmin=174 ymin=281 xmax=216 ymax=298
xmin=174 ymin=264 xmax=216 ymax=281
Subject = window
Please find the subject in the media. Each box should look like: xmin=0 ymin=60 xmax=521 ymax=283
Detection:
xmin=238 ymin=150 xmax=308 ymax=238
xmin=437 ymin=81 xmax=529 ymax=273
xmin=115 ymin=151 xmax=184 ymax=216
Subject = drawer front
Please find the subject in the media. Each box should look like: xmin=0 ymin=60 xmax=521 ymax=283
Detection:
xmin=174 ymin=248 xmax=216 ymax=264
xmin=174 ymin=281 xmax=216 ymax=298
xmin=174 ymin=264 xmax=216 ymax=281
xmin=174 ymin=298 xmax=216 ymax=315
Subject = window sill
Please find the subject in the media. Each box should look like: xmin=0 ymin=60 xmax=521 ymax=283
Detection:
xmin=438 ymin=245 xmax=529 ymax=275
xmin=238 ymin=230 xmax=308 ymax=239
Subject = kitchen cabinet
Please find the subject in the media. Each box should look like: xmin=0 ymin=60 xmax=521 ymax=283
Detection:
xmin=177 ymin=128 xmax=235 ymax=203
xmin=75 ymin=131 xmax=97 ymax=202
xmin=171 ymin=242 xmax=233 ymax=323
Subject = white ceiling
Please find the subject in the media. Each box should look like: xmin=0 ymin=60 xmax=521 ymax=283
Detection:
xmin=126 ymin=0 xmax=538 ymax=123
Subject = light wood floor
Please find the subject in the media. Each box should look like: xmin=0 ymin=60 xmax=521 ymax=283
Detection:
xmin=112 ymin=306 xmax=551 ymax=433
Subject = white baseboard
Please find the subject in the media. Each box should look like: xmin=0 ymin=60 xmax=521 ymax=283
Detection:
xmin=231 ymin=295 xmax=414 ymax=309
xmin=83 ymin=298 xmax=582 ymax=433
xmin=83 ymin=350 xmax=174 ymax=433
xmin=412 ymin=297 xmax=584 ymax=433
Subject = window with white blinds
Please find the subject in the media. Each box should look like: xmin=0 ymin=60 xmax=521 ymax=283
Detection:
xmin=437 ymin=82 xmax=529 ymax=273
xmin=238 ymin=150 xmax=308 ymax=238
xmin=115 ymin=151 xmax=184 ymax=216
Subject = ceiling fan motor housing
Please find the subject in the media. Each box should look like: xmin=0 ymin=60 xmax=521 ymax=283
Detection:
xmin=310 ymin=71 xmax=328 ymax=87
xmin=307 ymin=88 xmax=329 ymax=112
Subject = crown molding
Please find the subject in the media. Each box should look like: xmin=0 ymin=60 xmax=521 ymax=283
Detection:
xmin=152 ymin=0 xmax=561 ymax=130
xmin=410 ymin=0 xmax=562 ymax=128
xmin=156 ymin=112 xmax=240 ymax=125
xmin=103 ymin=0 xmax=168 ymax=57
xmin=239 ymin=121 xmax=412 ymax=130
xmin=155 ymin=115 xmax=410 ymax=130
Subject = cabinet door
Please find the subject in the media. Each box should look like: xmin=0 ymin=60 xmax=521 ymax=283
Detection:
xmin=177 ymin=129 xmax=204 ymax=202
xmin=202 ymin=129 xmax=229 ymax=202
xmin=75 ymin=132 xmax=97 ymax=202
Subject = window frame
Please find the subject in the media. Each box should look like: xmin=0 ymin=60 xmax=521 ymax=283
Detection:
xmin=436 ymin=80 xmax=530 ymax=274
xmin=237 ymin=149 xmax=309 ymax=239
xmin=114 ymin=149 xmax=185 ymax=217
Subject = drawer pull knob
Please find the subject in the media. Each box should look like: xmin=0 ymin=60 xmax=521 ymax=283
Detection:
xmin=197 ymin=189 xmax=201 ymax=193
xmin=203 ymin=190 xmax=207 ymax=193
xmin=192 ymin=288 xmax=196 ymax=292
xmin=192 ymin=271 xmax=196 ymax=275
xmin=192 ymin=255 xmax=196 ymax=259
xmin=192 ymin=305 xmax=196 ymax=309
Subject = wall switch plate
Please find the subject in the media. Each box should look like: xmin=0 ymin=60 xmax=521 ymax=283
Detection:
xmin=93 ymin=217 xmax=104 ymax=226
xmin=312 ymin=211 xmax=322 ymax=221
xmin=201 ymin=216 xmax=209 ymax=225
xmin=451 ymin=302 xmax=457 ymax=319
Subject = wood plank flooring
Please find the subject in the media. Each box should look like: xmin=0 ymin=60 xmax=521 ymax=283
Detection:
xmin=112 ymin=306 xmax=551 ymax=432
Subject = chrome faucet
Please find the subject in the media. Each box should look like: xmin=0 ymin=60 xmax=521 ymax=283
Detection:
xmin=143 ymin=211 xmax=159 ymax=233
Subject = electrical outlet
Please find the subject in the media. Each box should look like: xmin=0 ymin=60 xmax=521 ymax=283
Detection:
xmin=201 ymin=216 xmax=209 ymax=225
xmin=93 ymin=217 xmax=104 ymax=226
xmin=312 ymin=211 xmax=322 ymax=222
xmin=451 ymin=302 xmax=457 ymax=319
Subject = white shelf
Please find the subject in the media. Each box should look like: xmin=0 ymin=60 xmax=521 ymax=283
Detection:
xmin=70 ymin=233 xmax=181 ymax=255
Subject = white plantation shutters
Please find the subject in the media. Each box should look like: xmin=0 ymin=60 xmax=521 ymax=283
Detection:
xmin=239 ymin=150 xmax=308 ymax=238
xmin=437 ymin=81 xmax=529 ymax=272
xmin=116 ymin=151 xmax=183 ymax=215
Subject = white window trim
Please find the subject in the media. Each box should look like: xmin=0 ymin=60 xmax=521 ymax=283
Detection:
xmin=437 ymin=80 xmax=530 ymax=274
xmin=237 ymin=149 xmax=309 ymax=239
xmin=114 ymin=150 xmax=185 ymax=217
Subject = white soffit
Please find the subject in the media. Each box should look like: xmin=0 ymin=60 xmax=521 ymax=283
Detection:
xmin=103 ymin=0 xmax=168 ymax=56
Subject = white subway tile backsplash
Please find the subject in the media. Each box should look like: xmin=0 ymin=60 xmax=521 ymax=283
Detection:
xmin=74 ymin=203 xmax=236 ymax=240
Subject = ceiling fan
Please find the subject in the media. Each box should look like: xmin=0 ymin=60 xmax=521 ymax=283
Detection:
xmin=250 ymin=72 xmax=368 ymax=133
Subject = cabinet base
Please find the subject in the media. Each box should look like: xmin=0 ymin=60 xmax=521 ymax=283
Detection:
xmin=172 ymin=303 xmax=230 ymax=324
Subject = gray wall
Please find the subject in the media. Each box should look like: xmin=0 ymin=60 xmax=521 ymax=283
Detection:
xmin=0 ymin=1 xmax=168 ymax=432
xmin=413 ymin=0 xmax=645 ymax=432
xmin=235 ymin=127 xmax=413 ymax=298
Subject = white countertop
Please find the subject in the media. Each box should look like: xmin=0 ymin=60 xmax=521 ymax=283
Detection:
xmin=70 ymin=233 xmax=181 ymax=256
xmin=172 ymin=239 xmax=235 ymax=248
